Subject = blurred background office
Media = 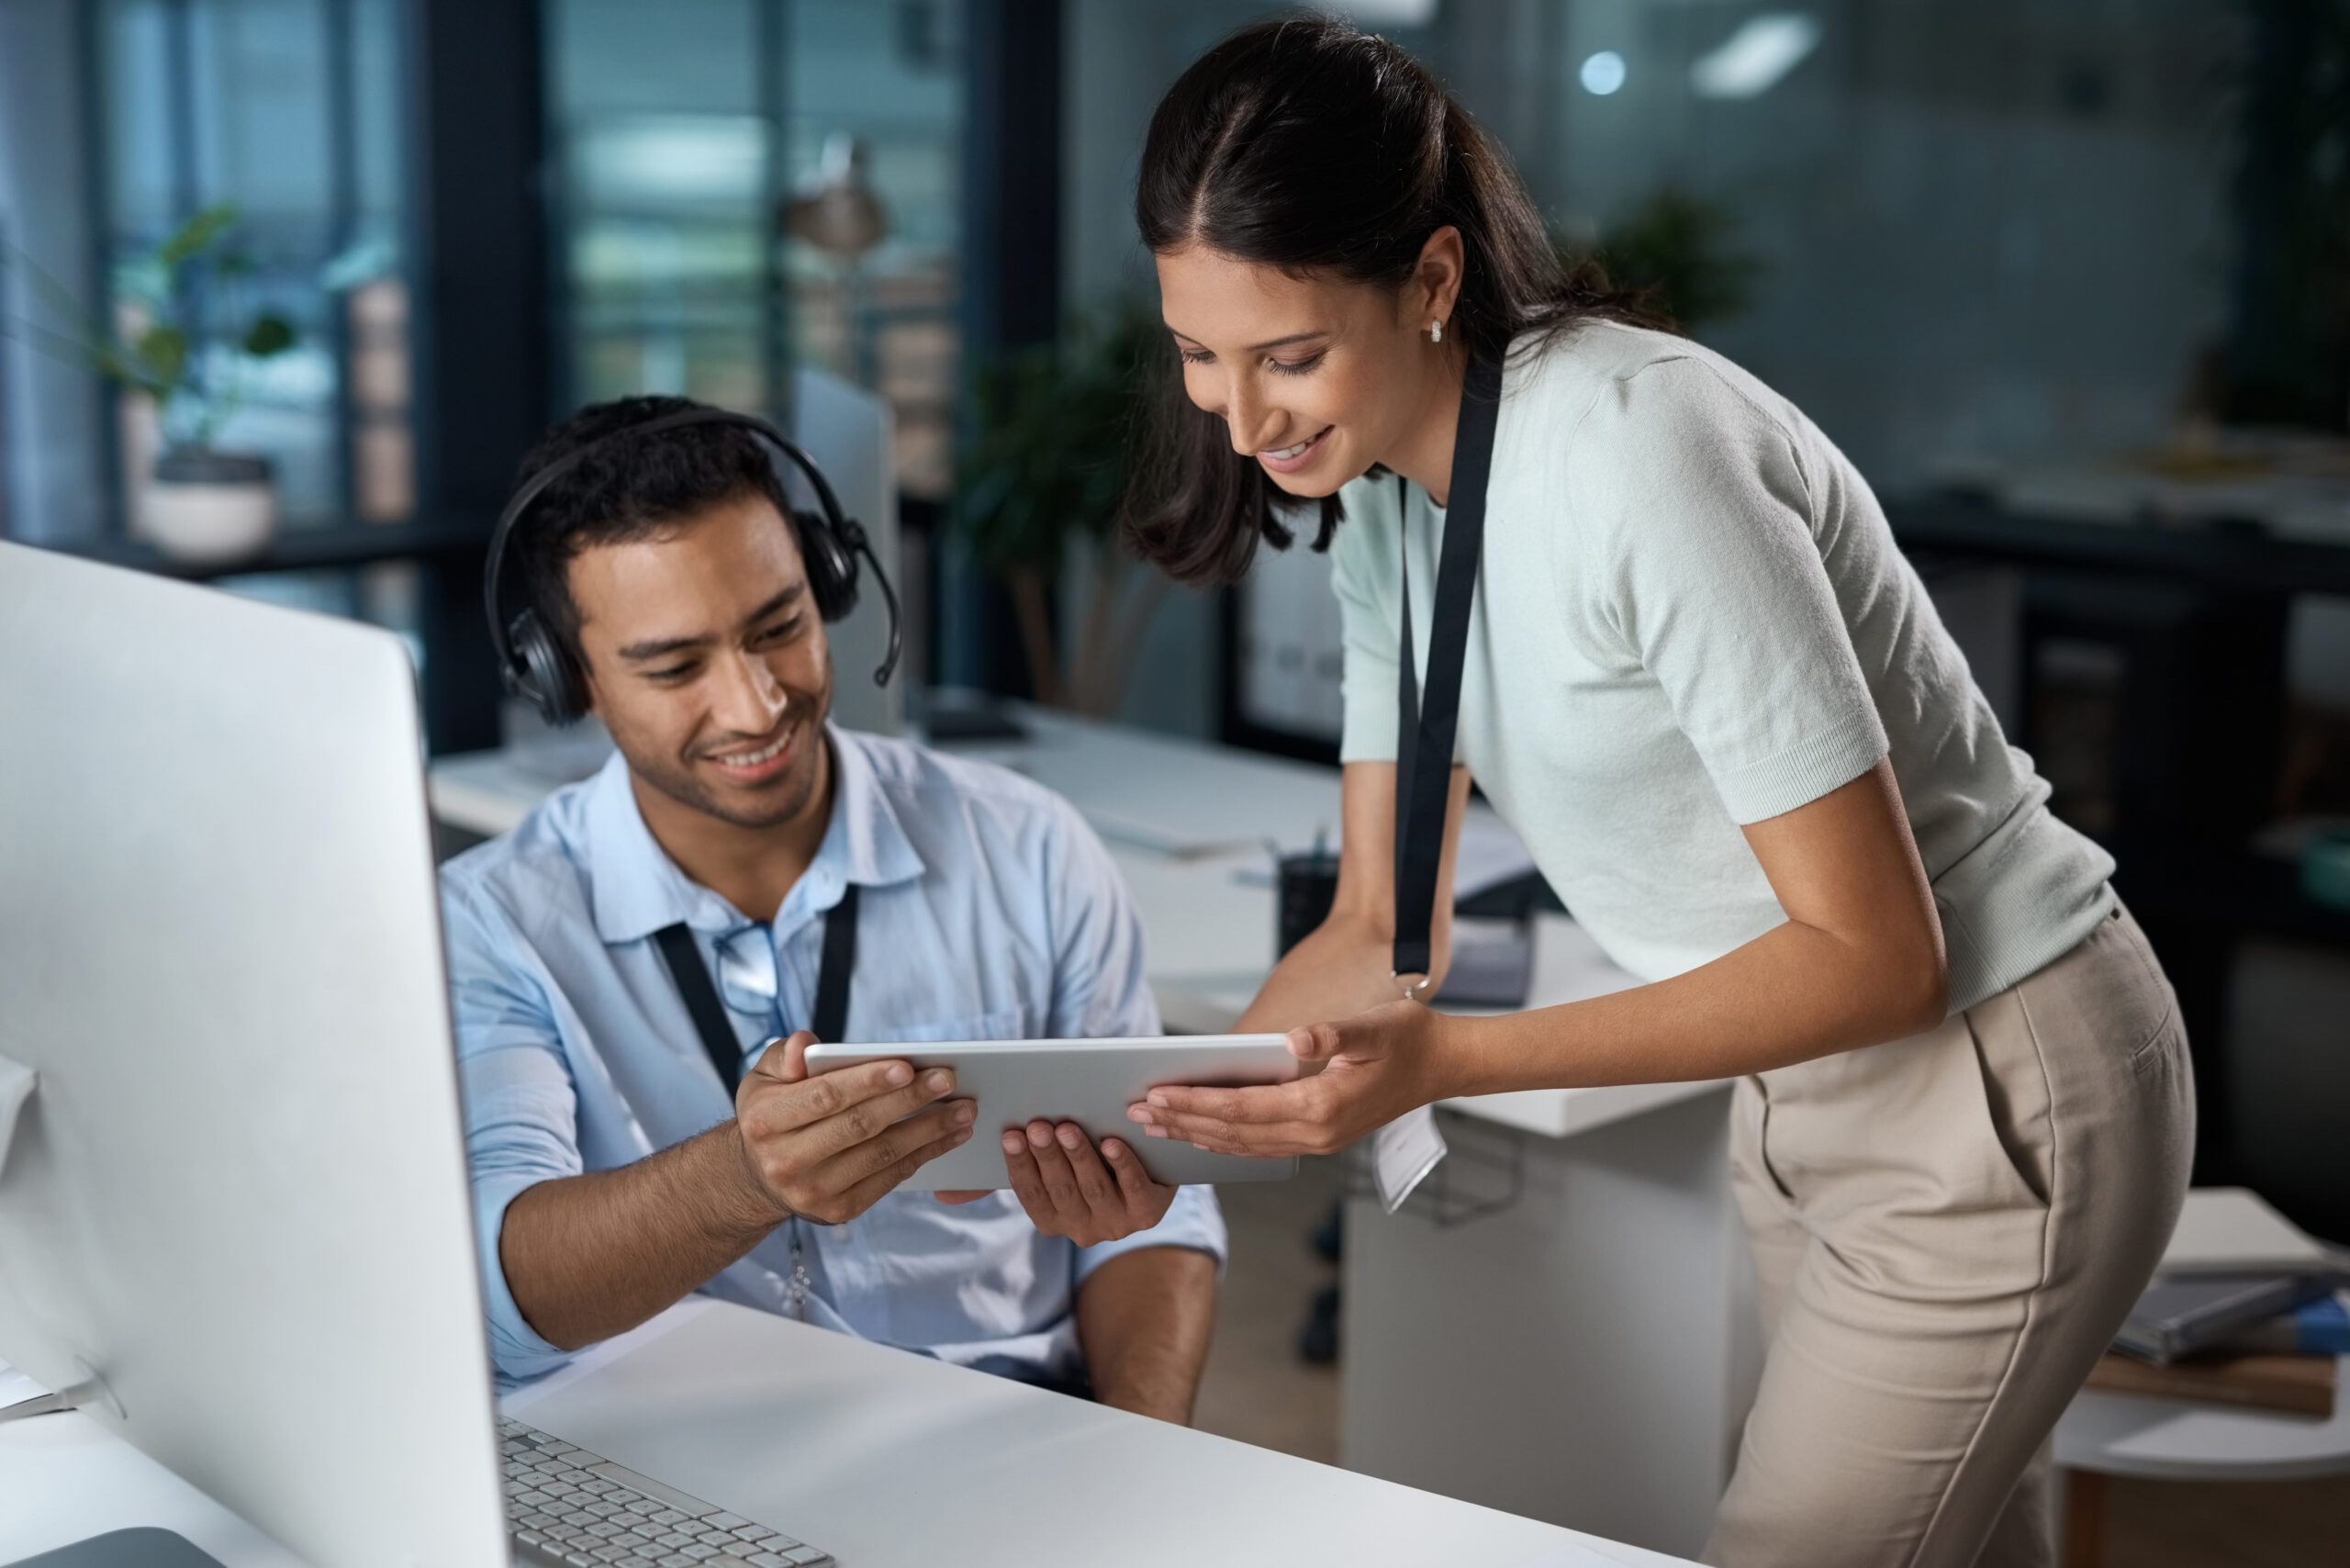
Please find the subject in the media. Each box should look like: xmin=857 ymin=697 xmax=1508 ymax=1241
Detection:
xmin=5 ymin=3 xmax=2347 ymax=1562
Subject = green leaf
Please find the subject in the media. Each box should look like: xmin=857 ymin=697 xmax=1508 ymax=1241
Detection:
xmin=241 ymin=313 xmax=297 ymax=357
xmin=157 ymin=204 xmax=238 ymax=267
xmin=134 ymin=323 xmax=189 ymax=389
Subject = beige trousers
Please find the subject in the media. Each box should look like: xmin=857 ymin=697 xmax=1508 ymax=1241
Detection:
xmin=1703 ymin=904 xmax=2195 ymax=1568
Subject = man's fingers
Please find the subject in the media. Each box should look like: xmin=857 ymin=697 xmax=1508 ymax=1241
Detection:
xmin=1001 ymin=1130 xmax=1050 ymax=1212
xmin=746 ymin=1056 xmax=922 ymax=1136
xmin=798 ymin=1068 xmax=961 ymax=1159
xmin=1024 ymin=1120 xmax=1086 ymax=1219
xmin=1055 ymin=1123 xmax=1119 ymax=1209
xmin=744 ymin=1030 xmax=822 ymax=1087
xmin=766 ymin=1062 xmax=958 ymax=1147
xmin=812 ymin=1100 xmax=975 ymax=1189
xmin=1101 ymin=1137 xmax=1167 ymax=1210
xmin=836 ymin=1122 xmax=975 ymax=1215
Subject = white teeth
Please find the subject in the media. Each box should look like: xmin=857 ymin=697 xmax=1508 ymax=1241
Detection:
xmin=1266 ymin=436 xmax=1314 ymax=460
xmin=713 ymin=734 xmax=789 ymax=767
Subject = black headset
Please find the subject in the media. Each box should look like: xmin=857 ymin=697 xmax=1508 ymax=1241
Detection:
xmin=483 ymin=406 xmax=901 ymax=726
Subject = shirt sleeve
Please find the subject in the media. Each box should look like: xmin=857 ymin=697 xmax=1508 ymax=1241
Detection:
xmin=1331 ymin=481 xmax=1403 ymax=765
xmin=1040 ymin=795 xmax=1161 ymax=1041
xmin=1035 ymin=797 xmax=1231 ymax=1277
xmin=1074 ymin=1182 xmax=1229 ymax=1284
xmin=1576 ymin=356 xmax=1888 ymax=824
xmin=440 ymin=876 xmax=584 ymax=1383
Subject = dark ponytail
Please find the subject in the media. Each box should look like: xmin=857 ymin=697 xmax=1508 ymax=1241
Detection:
xmin=1122 ymin=14 xmax=1663 ymax=587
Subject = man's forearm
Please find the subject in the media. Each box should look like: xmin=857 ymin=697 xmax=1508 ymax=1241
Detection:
xmin=1075 ymin=1246 xmax=1219 ymax=1424
xmin=499 ymin=1121 xmax=785 ymax=1351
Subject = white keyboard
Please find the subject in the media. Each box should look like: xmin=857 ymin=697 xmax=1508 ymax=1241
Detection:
xmin=498 ymin=1415 xmax=834 ymax=1567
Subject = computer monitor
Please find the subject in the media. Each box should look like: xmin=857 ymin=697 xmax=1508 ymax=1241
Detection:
xmin=0 ymin=542 xmax=509 ymax=1567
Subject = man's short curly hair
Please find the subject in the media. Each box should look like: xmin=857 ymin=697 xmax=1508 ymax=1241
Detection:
xmin=508 ymin=395 xmax=794 ymax=670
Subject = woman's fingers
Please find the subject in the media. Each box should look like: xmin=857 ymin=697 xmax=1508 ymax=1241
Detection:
xmin=1180 ymin=1123 xmax=1326 ymax=1158
xmin=1133 ymin=1080 xmax=1308 ymax=1129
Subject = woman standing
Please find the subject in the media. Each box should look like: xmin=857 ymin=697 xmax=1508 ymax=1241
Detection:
xmin=1118 ymin=18 xmax=2192 ymax=1568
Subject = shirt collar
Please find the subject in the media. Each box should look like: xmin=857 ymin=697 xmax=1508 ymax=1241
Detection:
xmin=585 ymin=722 xmax=924 ymax=945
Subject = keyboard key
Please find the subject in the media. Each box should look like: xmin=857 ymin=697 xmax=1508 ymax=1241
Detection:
xmin=703 ymin=1514 xmax=750 ymax=1530
xmin=745 ymin=1555 xmax=791 ymax=1568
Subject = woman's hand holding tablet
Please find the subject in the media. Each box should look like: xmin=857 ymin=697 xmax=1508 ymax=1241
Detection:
xmin=1125 ymin=1002 xmax=1447 ymax=1159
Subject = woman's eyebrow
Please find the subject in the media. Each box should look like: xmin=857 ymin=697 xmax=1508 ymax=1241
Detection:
xmin=1165 ymin=324 xmax=1330 ymax=353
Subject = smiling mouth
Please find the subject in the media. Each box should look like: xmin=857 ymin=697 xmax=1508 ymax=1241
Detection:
xmin=710 ymin=733 xmax=789 ymax=767
xmin=1260 ymin=427 xmax=1332 ymax=464
xmin=702 ymin=722 xmax=799 ymax=774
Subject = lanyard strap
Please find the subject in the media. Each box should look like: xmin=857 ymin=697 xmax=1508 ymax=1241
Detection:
xmin=653 ymin=882 xmax=862 ymax=1094
xmin=1393 ymin=350 xmax=1504 ymax=982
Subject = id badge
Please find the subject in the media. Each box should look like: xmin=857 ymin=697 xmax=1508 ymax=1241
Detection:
xmin=1370 ymin=1103 xmax=1448 ymax=1214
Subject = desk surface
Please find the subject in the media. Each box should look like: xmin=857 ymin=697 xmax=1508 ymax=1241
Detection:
xmin=1 ymin=1301 xmax=1695 ymax=1568
xmin=2054 ymin=1354 xmax=2350 ymax=1484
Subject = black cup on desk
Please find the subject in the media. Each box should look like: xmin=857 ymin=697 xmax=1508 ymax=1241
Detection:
xmin=1276 ymin=851 xmax=1341 ymax=958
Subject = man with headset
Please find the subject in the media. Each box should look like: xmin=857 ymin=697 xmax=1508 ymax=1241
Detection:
xmin=440 ymin=396 xmax=1225 ymax=1419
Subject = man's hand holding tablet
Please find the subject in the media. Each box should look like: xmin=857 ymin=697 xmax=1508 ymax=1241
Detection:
xmin=730 ymin=1030 xmax=978 ymax=1226
xmin=934 ymin=1119 xmax=1178 ymax=1245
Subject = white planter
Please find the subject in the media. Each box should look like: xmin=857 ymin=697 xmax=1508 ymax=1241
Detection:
xmin=143 ymin=450 xmax=277 ymax=566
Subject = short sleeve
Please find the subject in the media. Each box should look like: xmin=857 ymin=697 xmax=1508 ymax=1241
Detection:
xmin=1578 ymin=358 xmax=1888 ymax=823
xmin=1331 ymin=483 xmax=1402 ymax=764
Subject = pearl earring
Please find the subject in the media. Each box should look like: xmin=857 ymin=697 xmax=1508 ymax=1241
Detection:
xmin=1429 ymin=319 xmax=1444 ymax=344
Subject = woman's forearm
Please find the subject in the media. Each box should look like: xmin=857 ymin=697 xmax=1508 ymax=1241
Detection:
xmin=1445 ymin=915 xmax=1948 ymax=1097
xmin=1235 ymin=908 xmax=1419 ymax=1035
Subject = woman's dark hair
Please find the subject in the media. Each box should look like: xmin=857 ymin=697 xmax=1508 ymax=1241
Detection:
xmin=511 ymin=395 xmax=793 ymax=668
xmin=1123 ymin=14 xmax=1665 ymax=586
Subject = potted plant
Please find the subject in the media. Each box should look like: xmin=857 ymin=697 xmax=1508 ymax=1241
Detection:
xmin=1555 ymin=187 xmax=1763 ymax=335
xmin=956 ymin=303 xmax=1169 ymax=714
xmin=5 ymin=204 xmax=297 ymax=563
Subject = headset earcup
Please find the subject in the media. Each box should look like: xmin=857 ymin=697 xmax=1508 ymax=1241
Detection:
xmin=793 ymin=509 xmax=860 ymax=622
xmin=509 ymin=609 xmax=586 ymax=726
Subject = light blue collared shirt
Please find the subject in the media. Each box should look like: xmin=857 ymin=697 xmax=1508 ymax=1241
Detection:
xmin=439 ymin=726 xmax=1226 ymax=1385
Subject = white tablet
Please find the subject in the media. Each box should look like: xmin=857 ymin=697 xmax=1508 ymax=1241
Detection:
xmin=801 ymin=1035 xmax=1301 ymax=1190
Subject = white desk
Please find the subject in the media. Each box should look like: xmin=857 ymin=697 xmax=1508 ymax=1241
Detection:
xmin=425 ymin=706 xmax=1748 ymax=1556
xmin=2056 ymin=1354 xmax=2350 ymax=1484
xmin=0 ymin=1301 xmax=1696 ymax=1568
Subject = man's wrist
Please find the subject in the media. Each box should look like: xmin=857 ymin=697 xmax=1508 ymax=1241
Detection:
xmin=713 ymin=1120 xmax=795 ymax=1236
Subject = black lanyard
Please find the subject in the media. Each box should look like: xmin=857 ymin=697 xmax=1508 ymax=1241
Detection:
xmin=1393 ymin=350 xmax=1504 ymax=985
xmin=653 ymin=883 xmax=861 ymax=1094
